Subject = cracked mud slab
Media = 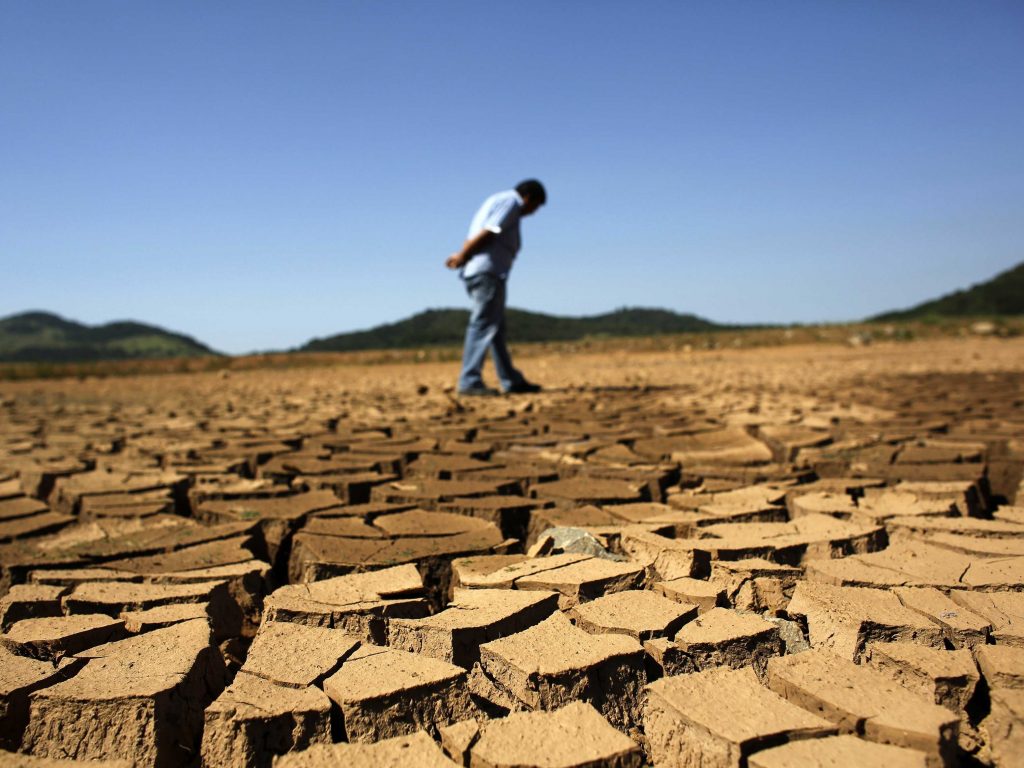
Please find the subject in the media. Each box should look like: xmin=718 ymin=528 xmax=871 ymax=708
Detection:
xmin=272 ymin=730 xmax=456 ymax=767
xmin=441 ymin=701 xmax=643 ymax=768
xmin=645 ymin=666 xmax=836 ymax=768
xmin=478 ymin=612 xmax=646 ymax=735
xmin=387 ymin=587 xmax=559 ymax=667
xmin=21 ymin=618 xmax=225 ymax=767
xmin=201 ymin=672 xmax=332 ymax=768
xmin=766 ymin=649 xmax=958 ymax=763
xmin=0 ymin=338 xmax=1022 ymax=767
xmin=322 ymin=644 xmax=473 ymax=742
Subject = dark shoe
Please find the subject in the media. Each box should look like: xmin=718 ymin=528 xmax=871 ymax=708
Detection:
xmin=457 ymin=385 xmax=500 ymax=397
xmin=505 ymin=381 xmax=542 ymax=394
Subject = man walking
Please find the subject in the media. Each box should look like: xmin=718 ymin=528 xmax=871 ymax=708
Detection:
xmin=445 ymin=179 xmax=546 ymax=396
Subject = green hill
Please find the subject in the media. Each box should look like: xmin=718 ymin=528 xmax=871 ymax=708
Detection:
xmin=0 ymin=311 xmax=220 ymax=363
xmin=871 ymin=261 xmax=1024 ymax=321
xmin=300 ymin=307 xmax=725 ymax=353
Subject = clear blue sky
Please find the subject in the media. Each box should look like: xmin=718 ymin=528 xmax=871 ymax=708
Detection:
xmin=3 ymin=1 xmax=1022 ymax=354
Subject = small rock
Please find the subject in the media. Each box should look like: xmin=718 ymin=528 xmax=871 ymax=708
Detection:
xmin=766 ymin=616 xmax=811 ymax=655
xmin=971 ymin=321 xmax=996 ymax=335
xmin=531 ymin=527 xmax=623 ymax=561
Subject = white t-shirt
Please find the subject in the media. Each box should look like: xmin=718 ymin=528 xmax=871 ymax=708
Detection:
xmin=460 ymin=189 xmax=523 ymax=280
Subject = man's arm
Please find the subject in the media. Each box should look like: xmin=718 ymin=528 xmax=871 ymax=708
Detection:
xmin=445 ymin=228 xmax=494 ymax=269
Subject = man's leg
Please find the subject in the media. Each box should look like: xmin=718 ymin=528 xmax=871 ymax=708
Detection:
xmin=488 ymin=278 xmax=526 ymax=391
xmin=457 ymin=274 xmax=502 ymax=392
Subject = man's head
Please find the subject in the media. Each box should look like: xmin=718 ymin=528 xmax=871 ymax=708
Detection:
xmin=516 ymin=179 xmax=546 ymax=216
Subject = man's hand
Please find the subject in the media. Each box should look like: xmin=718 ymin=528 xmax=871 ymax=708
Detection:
xmin=444 ymin=229 xmax=493 ymax=270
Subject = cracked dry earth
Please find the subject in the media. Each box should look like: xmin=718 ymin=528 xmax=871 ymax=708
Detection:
xmin=0 ymin=338 xmax=1022 ymax=768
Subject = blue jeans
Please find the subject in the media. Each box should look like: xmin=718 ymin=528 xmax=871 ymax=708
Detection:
xmin=458 ymin=273 xmax=525 ymax=391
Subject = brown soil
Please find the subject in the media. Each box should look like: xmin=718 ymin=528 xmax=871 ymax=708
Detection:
xmin=0 ymin=337 xmax=1021 ymax=766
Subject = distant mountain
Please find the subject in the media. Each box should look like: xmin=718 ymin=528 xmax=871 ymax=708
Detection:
xmin=870 ymin=261 xmax=1024 ymax=321
xmin=300 ymin=307 xmax=725 ymax=353
xmin=0 ymin=311 xmax=219 ymax=363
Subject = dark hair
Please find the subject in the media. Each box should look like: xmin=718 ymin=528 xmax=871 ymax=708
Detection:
xmin=515 ymin=179 xmax=547 ymax=206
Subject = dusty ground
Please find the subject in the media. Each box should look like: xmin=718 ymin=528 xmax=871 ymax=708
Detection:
xmin=1 ymin=337 xmax=1022 ymax=767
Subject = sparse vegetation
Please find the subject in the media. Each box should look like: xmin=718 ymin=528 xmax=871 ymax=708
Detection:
xmin=870 ymin=261 xmax=1024 ymax=321
xmin=300 ymin=307 xmax=726 ymax=353
xmin=3 ymin=261 xmax=1020 ymax=381
xmin=0 ymin=311 xmax=219 ymax=363
xmin=3 ymin=318 xmax=1022 ymax=382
